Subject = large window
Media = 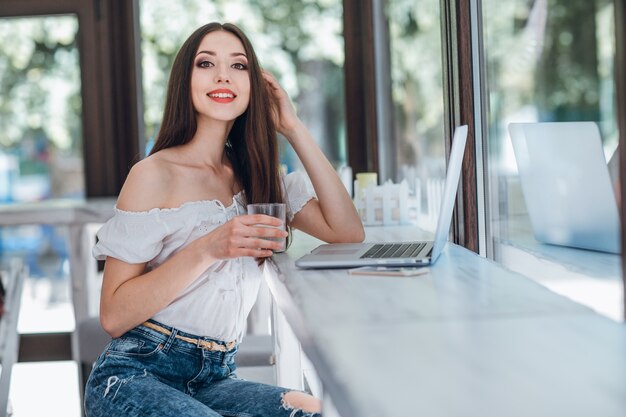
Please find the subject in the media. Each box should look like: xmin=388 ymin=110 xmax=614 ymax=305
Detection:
xmin=0 ymin=14 xmax=84 ymax=416
xmin=0 ymin=15 xmax=84 ymax=204
xmin=138 ymin=0 xmax=346 ymax=171
xmin=0 ymin=15 xmax=84 ymax=333
xmin=483 ymin=0 xmax=617 ymax=244
xmin=481 ymin=0 xmax=620 ymax=319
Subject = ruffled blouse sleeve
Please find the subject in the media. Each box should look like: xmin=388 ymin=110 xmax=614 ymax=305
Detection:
xmin=283 ymin=170 xmax=317 ymax=222
xmin=92 ymin=208 xmax=170 ymax=264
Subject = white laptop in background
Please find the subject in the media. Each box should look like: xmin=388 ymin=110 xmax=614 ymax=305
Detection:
xmin=295 ymin=125 xmax=468 ymax=269
xmin=508 ymin=121 xmax=621 ymax=254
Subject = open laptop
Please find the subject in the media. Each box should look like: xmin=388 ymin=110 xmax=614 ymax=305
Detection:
xmin=295 ymin=125 xmax=468 ymax=269
xmin=509 ymin=121 xmax=620 ymax=254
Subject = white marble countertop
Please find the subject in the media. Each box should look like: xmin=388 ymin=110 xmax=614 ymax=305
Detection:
xmin=495 ymin=216 xmax=622 ymax=320
xmin=266 ymin=226 xmax=626 ymax=417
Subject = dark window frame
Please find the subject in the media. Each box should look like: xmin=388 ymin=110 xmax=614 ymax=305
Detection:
xmin=440 ymin=0 xmax=480 ymax=253
xmin=342 ymin=0 xmax=379 ymax=175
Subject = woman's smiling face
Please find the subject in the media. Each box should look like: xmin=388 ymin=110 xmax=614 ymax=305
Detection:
xmin=190 ymin=30 xmax=251 ymax=123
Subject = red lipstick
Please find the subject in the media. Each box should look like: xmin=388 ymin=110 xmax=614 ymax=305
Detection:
xmin=207 ymin=88 xmax=236 ymax=103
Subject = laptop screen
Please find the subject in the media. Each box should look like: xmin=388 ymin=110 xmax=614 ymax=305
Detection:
xmin=430 ymin=125 xmax=468 ymax=261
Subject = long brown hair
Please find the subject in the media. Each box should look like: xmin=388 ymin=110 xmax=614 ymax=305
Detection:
xmin=150 ymin=22 xmax=284 ymax=206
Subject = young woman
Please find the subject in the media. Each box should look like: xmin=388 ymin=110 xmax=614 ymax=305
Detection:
xmin=84 ymin=22 xmax=363 ymax=417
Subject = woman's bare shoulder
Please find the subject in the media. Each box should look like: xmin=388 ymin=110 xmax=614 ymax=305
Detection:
xmin=116 ymin=153 xmax=176 ymax=212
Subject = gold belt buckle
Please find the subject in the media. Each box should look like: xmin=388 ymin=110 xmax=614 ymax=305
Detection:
xmin=196 ymin=339 xmax=220 ymax=351
xmin=194 ymin=337 xmax=234 ymax=352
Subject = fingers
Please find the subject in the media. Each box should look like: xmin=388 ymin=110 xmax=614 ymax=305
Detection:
xmin=239 ymin=248 xmax=274 ymax=258
xmin=249 ymin=236 xmax=285 ymax=251
xmin=228 ymin=223 xmax=287 ymax=240
xmin=230 ymin=221 xmax=287 ymax=247
xmin=239 ymin=214 xmax=285 ymax=228
xmin=212 ymin=216 xmax=287 ymax=260
xmin=226 ymin=215 xmax=287 ymax=240
xmin=220 ymin=235 xmax=281 ymax=258
xmin=230 ymin=237 xmax=283 ymax=255
xmin=249 ymin=228 xmax=288 ymax=241
xmin=262 ymin=70 xmax=283 ymax=92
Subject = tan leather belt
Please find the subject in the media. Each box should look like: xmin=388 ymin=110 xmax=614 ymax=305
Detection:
xmin=142 ymin=321 xmax=236 ymax=352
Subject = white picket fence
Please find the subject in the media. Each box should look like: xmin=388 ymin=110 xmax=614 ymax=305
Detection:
xmin=353 ymin=177 xmax=445 ymax=233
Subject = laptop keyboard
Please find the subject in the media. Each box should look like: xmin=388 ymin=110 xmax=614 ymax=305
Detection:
xmin=360 ymin=242 xmax=426 ymax=259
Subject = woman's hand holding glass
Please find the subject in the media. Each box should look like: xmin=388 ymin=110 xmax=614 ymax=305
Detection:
xmin=202 ymin=214 xmax=287 ymax=260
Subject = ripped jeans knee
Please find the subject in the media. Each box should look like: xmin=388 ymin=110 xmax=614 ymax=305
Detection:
xmin=280 ymin=391 xmax=323 ymax=417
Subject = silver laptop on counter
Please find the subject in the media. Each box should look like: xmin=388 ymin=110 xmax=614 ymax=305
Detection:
xmin=509 ymin=121 xmax=620 ymax=254
xmin=295 ymin=125 xmax=468 ymax=269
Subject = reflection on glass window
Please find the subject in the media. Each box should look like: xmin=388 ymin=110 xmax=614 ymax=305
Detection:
xmin=0 ymin=15 xmax=84 ymax=333
xmin=139 ymin=1 xmax=346 ymax=170
xmin=482 ymin=0 xmax=617 ymax=250
xmin=482 ymin=0 xmax=622 ymax=323
xmin=386 ymin=0 xmax=445 ymax=230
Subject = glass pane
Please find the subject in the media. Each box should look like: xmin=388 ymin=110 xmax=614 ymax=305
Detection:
xmin=138 ymin=1 xmax=346 ymax=171
xmin=386 ymin=0 xmax=446 ymax=230
xmin=482 ymin=0 xmax=617 ymax=252
xmin=481 ymin=1 xmax=620 ymax=319
xmin=0 ymin=15 xmax=84 ymax=333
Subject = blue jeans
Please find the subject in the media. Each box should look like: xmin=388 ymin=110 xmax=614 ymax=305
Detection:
xmin=85 ymin=320 xmax=321 ymax=417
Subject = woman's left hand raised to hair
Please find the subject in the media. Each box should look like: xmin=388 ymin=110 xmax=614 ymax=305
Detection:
xmin=263 ymin=70 xmax=302 ymax=139
xmin=261 ymin=71 xmax=365 ymax=244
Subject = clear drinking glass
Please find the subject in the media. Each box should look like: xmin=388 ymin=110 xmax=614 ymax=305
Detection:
xmin=246 ymin=203 xmax=287 ymax=253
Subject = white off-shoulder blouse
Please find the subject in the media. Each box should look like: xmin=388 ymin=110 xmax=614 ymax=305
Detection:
xmin=93 ymin=171 xmax=316 ymax=342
